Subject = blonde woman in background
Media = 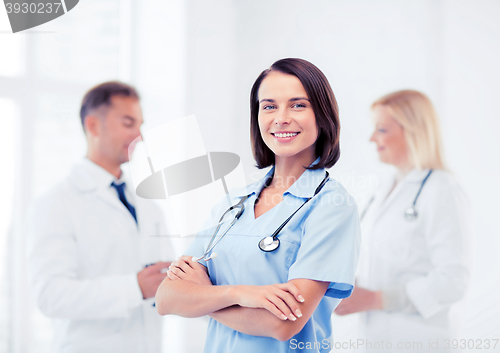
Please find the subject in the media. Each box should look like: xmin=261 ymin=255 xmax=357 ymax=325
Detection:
xmin=335 ymin=90 xmax=470 ymax=352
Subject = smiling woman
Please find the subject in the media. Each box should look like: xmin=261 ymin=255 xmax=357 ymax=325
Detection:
xmin=257 ymin=71 xmax=318 ymax=169
xmin=155 ymin=58 xmax=361 ymax=353
xmin=250 ymin=58 xmax=340 ymax=172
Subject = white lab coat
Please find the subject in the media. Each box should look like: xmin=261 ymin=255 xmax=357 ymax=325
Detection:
xmin=25 ymin=158 xmax=175 ymax=353
xmin=355 ymin=168 xmax=471 ymax=352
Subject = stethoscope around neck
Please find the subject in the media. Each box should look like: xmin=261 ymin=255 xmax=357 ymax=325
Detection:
xmin=192 ymin=171 xmax=330 ymax=262
xmin=360 ymin=169 xmax=433 ymax=222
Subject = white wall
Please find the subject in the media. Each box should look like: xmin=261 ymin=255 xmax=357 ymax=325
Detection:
xmin=185 ymin=0 xmax=445 ymax=187
xmin=442 ymin=0 xmax=500 ymax=341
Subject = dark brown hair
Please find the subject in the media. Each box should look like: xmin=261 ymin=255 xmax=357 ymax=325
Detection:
xmin=80 ymin=81 xmax=140 ymax=131
xmin=250 ymin=58 xmax=340 ymax=170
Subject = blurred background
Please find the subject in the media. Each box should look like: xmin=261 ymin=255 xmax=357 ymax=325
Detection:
xmin=1 ymin=0 xmax=499 ymax=352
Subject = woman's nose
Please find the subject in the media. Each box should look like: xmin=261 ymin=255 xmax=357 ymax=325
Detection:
xmin=274 ymin=108 xmax=290 ymax=125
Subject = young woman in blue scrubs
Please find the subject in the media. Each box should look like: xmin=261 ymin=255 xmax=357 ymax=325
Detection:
xmin=156 ymin=58 xmax=361 ymax=352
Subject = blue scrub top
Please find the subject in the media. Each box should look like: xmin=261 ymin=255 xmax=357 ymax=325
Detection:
xmin=186 ymin=161 xmax=361 ymax=353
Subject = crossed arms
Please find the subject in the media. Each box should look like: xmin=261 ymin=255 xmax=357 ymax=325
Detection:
xmin=155 ymin=256 xmax=329 ymax=341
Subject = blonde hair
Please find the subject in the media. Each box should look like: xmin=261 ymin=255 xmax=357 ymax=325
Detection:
xmin=372 ymin=90 xmax=446 ymax=170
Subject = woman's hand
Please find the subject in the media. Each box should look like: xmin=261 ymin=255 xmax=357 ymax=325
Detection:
xmin=167 ymin=255 xmax=212 ymax=286
xmin=334 ymin=286 xmax=382 ymax=315
xmin=233 ymin=282 xmax=305 ymax=321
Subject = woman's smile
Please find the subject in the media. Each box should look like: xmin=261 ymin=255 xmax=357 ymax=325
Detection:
xmin=271 ymin=131 xmax=300 ymax=141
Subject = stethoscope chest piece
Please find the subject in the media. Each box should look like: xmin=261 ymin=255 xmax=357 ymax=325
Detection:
xmin=404 ymin=207 xmax=418 ymax=221
xmin=259 ymin=236 xmax=280 ymax=252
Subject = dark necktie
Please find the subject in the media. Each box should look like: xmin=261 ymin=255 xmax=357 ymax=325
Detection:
xmin=111 ymin=181 xmax=137 ymax=223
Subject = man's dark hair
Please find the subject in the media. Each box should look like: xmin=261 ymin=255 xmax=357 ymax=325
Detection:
xmin=80 ymin=81 xmax=140 ymax=131
xmin=250 ymin=58 xmax=341 ymax=170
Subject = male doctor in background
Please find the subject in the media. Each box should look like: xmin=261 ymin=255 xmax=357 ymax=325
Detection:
xmin=25 ymin=82 xmax=174 ymax=353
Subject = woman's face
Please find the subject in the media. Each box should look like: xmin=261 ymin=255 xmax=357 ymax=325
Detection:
xmin=370 ymin=105 xmax=409 ymax=167
xmin=257 ymin=71 xmax=318 ymax=165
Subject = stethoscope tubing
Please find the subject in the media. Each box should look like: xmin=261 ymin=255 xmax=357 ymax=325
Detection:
xmin=196 ymin=170 xmax=330 ymax=261
xmin=268 ymin=171 xmax=330 ymax=239
xmin=205 ymin=197 xmax=247 ymax=252
xmin=194 ymin=196 xmax=248 ymax=262
xmin=411 ymin=169 xmax=433 ymax=208
xmin=360 ymin=169 xmax=433 ymax=222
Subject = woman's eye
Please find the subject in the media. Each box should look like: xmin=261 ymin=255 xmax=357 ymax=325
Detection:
xmin=378 ymin=129 xmax=387 ymax=133
xmin=292 ymin=103 xmax=307 ymax=108
xmin=262 ymin=105 xmax=276 ymax=110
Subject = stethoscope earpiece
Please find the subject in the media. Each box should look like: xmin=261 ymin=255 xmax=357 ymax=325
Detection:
xmin=207 ymin=252 xmax=217 ymax=260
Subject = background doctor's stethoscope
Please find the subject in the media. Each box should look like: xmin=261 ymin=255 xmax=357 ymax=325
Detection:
xmin=360 ymin=169 xmax=433 ymax=222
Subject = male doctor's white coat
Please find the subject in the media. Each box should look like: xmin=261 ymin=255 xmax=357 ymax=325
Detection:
xmin=356 ymin=168 xmax=471 ymax=352
xmin=26 ymin=158 xmax=175 ymax=353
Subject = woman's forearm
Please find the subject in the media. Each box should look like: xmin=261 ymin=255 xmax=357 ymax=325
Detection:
xmin=162 ymin=257 xmax=317 ymax=341
xmin=209 ymin=279 xmax=328 ymax=341
xmin=209 ymin=305 xmax=292 ymax=341
xmin=155 ymin=278 xmax=237 ymax=318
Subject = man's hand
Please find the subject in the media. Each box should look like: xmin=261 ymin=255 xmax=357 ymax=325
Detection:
xmin=137 ymin=261 xmax=171 ymax=299
xmin=167 ymin=256 xmax=212 ymax=286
